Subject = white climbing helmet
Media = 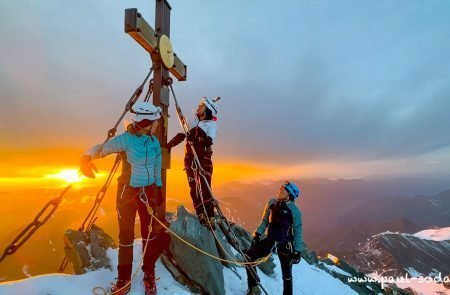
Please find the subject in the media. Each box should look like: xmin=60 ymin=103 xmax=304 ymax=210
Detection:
xmin=131 ymin=101 xmax=162 ymax=122
xmin=201 ymin=97 xmax=219 ymax=116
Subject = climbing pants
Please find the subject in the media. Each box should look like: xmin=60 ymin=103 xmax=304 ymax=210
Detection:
xmin=116 ymin=183 xmax=161 ymax=280
xmin=244 ymin=238 xmax=294 ymax=295
xmin=185 ymin=156 xmax=215 ymax=218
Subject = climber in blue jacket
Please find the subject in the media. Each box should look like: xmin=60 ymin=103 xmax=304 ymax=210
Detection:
xmin=80 ymin=101 xmax=163 ymax=295
xmin=244 ymin=181 xmax=305 ymax=295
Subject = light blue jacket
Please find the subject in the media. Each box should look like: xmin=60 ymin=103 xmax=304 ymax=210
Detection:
xmin=255 ymin=199 xmax=305 ymax=252
xmin=85 ymin=132 xmax=162 ymax=188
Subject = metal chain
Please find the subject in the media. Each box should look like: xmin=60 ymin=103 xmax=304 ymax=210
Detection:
xmin=104 ymin=67 xmax=155 ymax=144
xmin=79 ymin=155 xmax=121 ymax=232
xmin=0 ymin=185 xmax=72 ymax=264
xmin=144 ymin=79 xmax=154 ymax=102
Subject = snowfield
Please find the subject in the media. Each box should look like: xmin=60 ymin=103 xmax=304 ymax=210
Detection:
xmin=0 ymin=240 xmax=358 ymax=295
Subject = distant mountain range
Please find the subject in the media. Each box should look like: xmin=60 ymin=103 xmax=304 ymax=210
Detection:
xmin=348 ymin=228 xmax=450 ymax=277
xmin=313 ymin=217 xmax=421 ymax=255
xmin=320 ymin=189 xmax=450 ymax=258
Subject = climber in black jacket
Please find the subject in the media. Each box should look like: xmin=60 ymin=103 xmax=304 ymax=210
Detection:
xmin=167 ymin=97 xmax=218 ymax=228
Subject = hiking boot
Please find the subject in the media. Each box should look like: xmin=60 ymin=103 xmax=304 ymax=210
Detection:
xmin=198 ymin=213 xmax=216 ymax=230
xmin=143 ymin=272 xmax=157 ymax=295
xmin=110 ymin=279 xmax=131 ymax=295
xmin=246 ymin=285 xmax=261 ymax=295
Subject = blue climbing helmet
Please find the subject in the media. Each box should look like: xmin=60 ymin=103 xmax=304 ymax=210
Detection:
xmin=283 ymin=181 xmax=300 ymax=200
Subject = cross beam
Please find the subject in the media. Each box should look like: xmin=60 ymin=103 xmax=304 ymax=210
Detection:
xmin=124 ymin=8 xmax=187 ymax=81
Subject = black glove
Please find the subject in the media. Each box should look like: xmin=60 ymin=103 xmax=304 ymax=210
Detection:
xmin=251 ymin=232 xmax=261 ymax=247
xmin=80 ymin=155 xmax=98 ymax=178
xmin=186 ymin=129 xmax=196 ymax=143
xmin=291 ymin=251 xmax=301 ymax=264
xmin=155 ymin=186 xmax=164 ymax=206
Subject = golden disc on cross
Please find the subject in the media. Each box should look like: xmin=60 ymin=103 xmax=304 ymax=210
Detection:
xmin=158 ymin=35 xmax=174 ymax=69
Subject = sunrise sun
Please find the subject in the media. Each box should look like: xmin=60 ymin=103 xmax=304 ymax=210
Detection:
xmin=44 ymin=169 xmax=84 ymax=184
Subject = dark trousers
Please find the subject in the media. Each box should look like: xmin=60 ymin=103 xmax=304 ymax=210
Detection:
xmin=116 ymin=183 xmax=162 ymax=280
xmin=244 ymin=238 xmax=294 ymax=295
xmin=185 ymin=156 xmax=215 ymax=217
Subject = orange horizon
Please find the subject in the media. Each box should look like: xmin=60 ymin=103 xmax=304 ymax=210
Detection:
xmin=0 ymin=146 xmax=405 ymax=199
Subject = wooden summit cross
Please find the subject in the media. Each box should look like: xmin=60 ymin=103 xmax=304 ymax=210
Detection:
xmin=124 ymin=0 xmax=187 ymax=216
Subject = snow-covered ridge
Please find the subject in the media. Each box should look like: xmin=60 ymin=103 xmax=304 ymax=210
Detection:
xmin=371 ymin=226 xmax=450 ymax=241
xmin=413 ymin=227 xmax=450 ymax=241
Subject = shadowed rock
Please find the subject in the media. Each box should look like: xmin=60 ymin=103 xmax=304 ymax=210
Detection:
xmin=64 ymin=225 xmax=116 ymax=274
xmin=168 ymin=205 xmax=225 ymax=295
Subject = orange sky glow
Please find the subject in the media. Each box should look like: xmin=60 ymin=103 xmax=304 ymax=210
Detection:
xmin=0 ymin=147 xmax=336 ymax=205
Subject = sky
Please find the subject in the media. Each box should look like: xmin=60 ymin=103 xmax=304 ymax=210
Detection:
xmin=1 ymin=0 xmax=450 ymax=181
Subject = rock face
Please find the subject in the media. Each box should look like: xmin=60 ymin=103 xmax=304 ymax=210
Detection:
xmin=167 ymin=205 xmax=226 ymax=295
xmin=64 ymin=225 xmax=116 ymax=274
xmin=349 ymin=232 xmax=450 ymax=277
xmin=160 ymin=205 xmax=277 ymax=295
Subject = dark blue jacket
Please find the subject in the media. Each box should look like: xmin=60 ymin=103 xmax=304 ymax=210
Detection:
xmin=255 ymin=199 xmax=305 ymax=252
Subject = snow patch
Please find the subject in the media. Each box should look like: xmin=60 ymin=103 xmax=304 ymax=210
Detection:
xmin=413 ymin=227 xmax=450 ymax=241
xmin=320 ymin=263 xmax=352 ymax=277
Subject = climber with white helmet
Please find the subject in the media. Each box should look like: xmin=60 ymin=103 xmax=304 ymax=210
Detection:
xmin=80 ymin=101 xmax=163 ymax=295
xmin=244 ymin=181 xmax=305 ymax=295
xmin=167 ymin=97 xmax=218 ymax=229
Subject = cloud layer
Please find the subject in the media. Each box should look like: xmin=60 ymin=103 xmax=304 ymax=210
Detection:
xmin=1 ymin=0 xmax=449 ymax=174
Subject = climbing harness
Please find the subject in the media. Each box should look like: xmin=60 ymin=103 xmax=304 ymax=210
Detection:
xmin=0 ymin=185 xmax=72 ymax=264
xmin=167 ymin=82 xmax=270 ymax=295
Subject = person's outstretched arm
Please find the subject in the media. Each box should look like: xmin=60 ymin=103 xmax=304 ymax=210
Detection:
xmin=80 ymin=133 xmax=130 ymax=178
xmin=85 ymin=132 xmax=130 ymax=159
xmin=167 ymin=133 xmax=186 ymax=149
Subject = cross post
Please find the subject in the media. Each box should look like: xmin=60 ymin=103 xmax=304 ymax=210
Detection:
xmin=124 ymin=0 xmax=187 ymax=218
